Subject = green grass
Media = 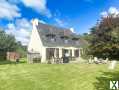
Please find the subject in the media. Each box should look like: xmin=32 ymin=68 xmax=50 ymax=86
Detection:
xmin=0 ymin=59 xmax=119 ymax=90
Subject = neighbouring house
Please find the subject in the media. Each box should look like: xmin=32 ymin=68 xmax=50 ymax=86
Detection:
xmin=7 ymin=52 xmax=20 ymax=61
xmin=27 ymin=19 xmax=87 ymax=63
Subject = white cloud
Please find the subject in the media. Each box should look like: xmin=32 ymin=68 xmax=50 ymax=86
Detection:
xmin=5 ymin=18 xmax=46 ymax=45
xmin=54 ymin=18 xmax=68 ymax=27
xmin=55 ymin=18 xmax=64 ymax=26
xmin=70 ymin=28 xmax=75 ymax=33
xmin=0 ymin=0 xmax=21 ymax=20
xmin=109 ymin=7 xmax=119 ymax=15
xmin=101 ymin=7 xmax=119 ymax=17
xmin=39 ymin=20 xmax=46 ymax=24
xmin=100 ymin=11 xmax=108 ymax=17
xmin=6 ymin=18 xmax=32 ymax=45
xmin=32 ymin=18 xmax=46 ymax=24
xmin=21 ymin=0 xmax=51 ymax=18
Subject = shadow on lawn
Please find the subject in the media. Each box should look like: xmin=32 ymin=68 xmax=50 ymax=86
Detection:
xmin=93 ymin=71 xmax=119 ymax=90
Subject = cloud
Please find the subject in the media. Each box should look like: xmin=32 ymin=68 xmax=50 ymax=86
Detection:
xmin=100 ymin=11 xmax=108 ymax=17
xmin=101 ymin=7 xmax=119 ymax=17
xmin=70 ymin=28 xmax=75 ymax=33
xmin=108 ymin=7 xmax=119 ymax=15
xmin=0 ymin=0 xmax=21 ymax=20
xmin=5 ymin=18 xmax=32 ymax=45
xmin=54 ymin=18 xmax=65 ymax=27
xmin=21 ymin=0 xmax=52 ymax=18
xmin=5 ymin=18 xmax=46 ymax=45
xmin=54 ymin=18 xmax=69 ymax=27
xmin=34 ymin=18 xmax=46 ymax=24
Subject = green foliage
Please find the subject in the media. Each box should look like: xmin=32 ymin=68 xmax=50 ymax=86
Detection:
xmin=0 ymin=29 xmax=27 ymax=59
xmin=81 ymin=54 xmax=90 ymax=60
xmin=15 ymin=41 xmax=27 ymax=58
xmin=81 ymin=33 xmax=93 ymax=43
xmin=0 ymin=29 xmax=17 ymax=60
xmin=80 ymin=48 xmax=90 ymax=60
xmin=89 ymin=15 xmax=119 ymax=60
xmin=0 ymin=29 xmax=17 ymax=51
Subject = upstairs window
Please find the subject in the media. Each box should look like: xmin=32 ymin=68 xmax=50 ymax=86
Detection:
xmin=60 ymin=35 xmax=69 ymax=44
xmin=51 ymin=38 xmax=56 ymax=42
xmin=64 ymin=39 xmax=68 ymax=43
xmin=74 ymin=49 xmax=79 ymax=57
xmin=46 ymin=34 xmax=56 ymax=42
xmin=75 ymin=41 xmax=79 ymax=44
xmin=72 ymin=37 xmax=79 ymax=44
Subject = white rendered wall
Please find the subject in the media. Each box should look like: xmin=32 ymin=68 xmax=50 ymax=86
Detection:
xmin=28 ymin=19 xmax=47 ymax=63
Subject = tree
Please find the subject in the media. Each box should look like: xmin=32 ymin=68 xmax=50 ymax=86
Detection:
xmin=16 ymin=41 xmax=27 ymax=57
xmin=0 ymin=29 xmax=17 ymax=60
xmin=0 ymin=29 xmax=17 ymax=51
xmin=0 ymin=29 xmax=27 ymax=60
xmin=81 ymin=33 xmax=93 ymax=43
xmin=89 ymin=15 xmax=119 ymax=60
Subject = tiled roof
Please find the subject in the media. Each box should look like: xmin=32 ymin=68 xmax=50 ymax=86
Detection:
xmin=36 ymin=22 xmax=87 ymax=48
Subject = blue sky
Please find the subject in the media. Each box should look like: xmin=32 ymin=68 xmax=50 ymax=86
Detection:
xmin=0 ymin=0 xmax=119 ymax=45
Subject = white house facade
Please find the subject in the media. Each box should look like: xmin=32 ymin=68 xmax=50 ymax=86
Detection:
xmin=28 ymin=19 xmax=87 ymax=63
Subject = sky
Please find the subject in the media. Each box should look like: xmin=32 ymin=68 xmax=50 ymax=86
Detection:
xmin=0 ymin=0 xmax=119 ymax=45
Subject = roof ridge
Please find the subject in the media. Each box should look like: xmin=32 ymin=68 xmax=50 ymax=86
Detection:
xmin=38 ymin=22 xmax=70 ymax=31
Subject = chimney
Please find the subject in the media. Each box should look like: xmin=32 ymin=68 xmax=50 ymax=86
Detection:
xmin=32 ymin=19 xmax=39 ymax=30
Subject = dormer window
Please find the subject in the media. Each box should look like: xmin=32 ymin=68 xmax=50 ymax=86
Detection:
xmin=72 ymin=37 xmax=79 ymax=44
xmin=46 ymin=33 xmax=56 ymax=42
xmin=60 ymin=35 xmax=69 ymax=44
xmin=51 ymin=38 xmax=55 ymax=42
xmin=75 ymin=41 xmax=79 ymax=44
xmin=46 ymin=34 xmax=55 ymax=37
xmin=64 ymin=39 xmax=68 ymax=43
xmin=60 ymin=35 xmax=69 ymax=39
xmin=72 ymin=37 xmax=79 ymax=40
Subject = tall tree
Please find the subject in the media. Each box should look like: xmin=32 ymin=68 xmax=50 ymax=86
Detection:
xmin=0 ymin=29 xmax=17 ymax=51
xmin=0 ymin=29 xmax=17 ymax=60
xmin=89 ymin=15 xmax=119 ymax=60
xmin=16 ymin=41 xmax=27 ymax=57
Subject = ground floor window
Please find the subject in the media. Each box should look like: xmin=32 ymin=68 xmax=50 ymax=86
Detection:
xmin=70 ymin=50 xmax=72 ymax=57
xmin=74 ymin=49 xmax=79 ymax=57
xmin=46 ymin=48 xmax=59 ymax=59
xmin=55 ymin=48 xmax=59 ymax=58
xmin=46 ymin=48 xmax=55 ymax=59
xmin=62 ymin=49 xmax=68 ymax=57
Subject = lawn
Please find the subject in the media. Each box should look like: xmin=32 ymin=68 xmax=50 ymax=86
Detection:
xmin=0 ymin=59 xmax=119 ymax=90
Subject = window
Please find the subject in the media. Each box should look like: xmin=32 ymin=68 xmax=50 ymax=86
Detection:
xmin=46 ymin=34 xmax=56 ymax=42
xmin=56 ymin=49 xmax=59 ymax=58
xmin=74 ymin=49 xmax=79 ymax=57
xmin=64 ymin=39 xmax=68 ymax=43
xmin=75 ymin=41 xmax=79 ymax=44
xmin=60 ymin=36 xmax=69 ymax=43
xmin=46 ymin=48 xmax=55 ymax=59
xmin=51 ymin=38 xmax=55 ymax=42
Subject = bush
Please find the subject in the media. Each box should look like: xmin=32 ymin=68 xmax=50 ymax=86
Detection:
xmin=0 ymin=51 xmax=6 ymax=61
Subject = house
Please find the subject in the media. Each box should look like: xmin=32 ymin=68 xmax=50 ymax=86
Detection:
xmin=7 ymin=52 xmax=20 ymax=61
xmin=28 ymin=19 xmax=87 ymax=63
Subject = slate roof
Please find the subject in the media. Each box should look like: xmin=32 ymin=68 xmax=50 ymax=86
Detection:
xmin=36 ymin=22 xmax=88 ymax=48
